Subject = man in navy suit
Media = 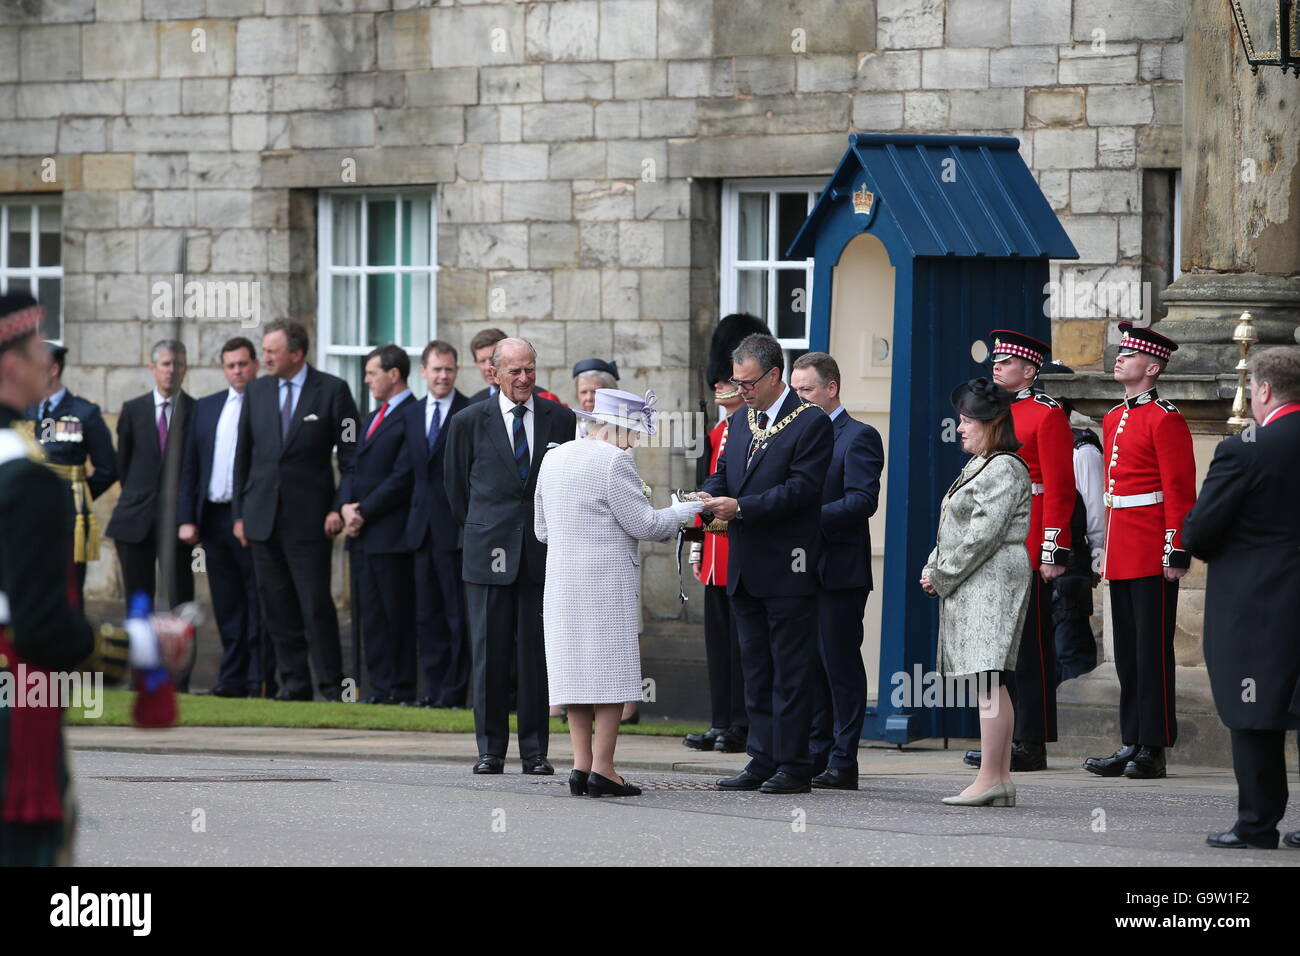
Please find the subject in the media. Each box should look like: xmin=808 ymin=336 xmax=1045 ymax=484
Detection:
xmin=700 ymin=333 xmax=834 ymax=794
xmin=178 ymin=336 xmax=270 ymax=697
xmin=401 ymin=340 xmax=471 ymax=708
xmin=340 ymin=345 xmax=417 ymax=705
xmin=791 ymin=352 xmax=884 ymax=790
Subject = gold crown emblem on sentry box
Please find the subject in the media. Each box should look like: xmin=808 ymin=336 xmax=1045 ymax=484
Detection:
xmin=852 ymin=183 xmax=875 ymax=215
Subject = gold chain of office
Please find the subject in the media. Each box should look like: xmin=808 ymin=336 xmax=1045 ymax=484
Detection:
xmin=747 ymin=401 xmax=814 ymax=444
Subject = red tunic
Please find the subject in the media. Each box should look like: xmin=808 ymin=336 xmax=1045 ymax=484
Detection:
xmin=697 ymin=416 xmax=731 ymax=586
xmin=1101 ymin=388 xmax=1197 ymax=580
xmin=1009 ymin=389 xmax=1075 ymax=566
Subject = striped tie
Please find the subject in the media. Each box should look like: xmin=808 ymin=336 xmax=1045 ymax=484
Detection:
xmin=511 ymin=404 xmax=529 ymax=482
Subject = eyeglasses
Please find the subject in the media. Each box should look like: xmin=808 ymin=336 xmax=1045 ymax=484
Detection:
xmin=728 ymin=367 xmax=774 ymax=391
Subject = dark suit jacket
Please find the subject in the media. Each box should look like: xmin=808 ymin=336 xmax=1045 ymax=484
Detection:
xmin=178 ymin=389 xmax=238 ymax=529
xmin=444 ymin=394 xmax=576 ymax=585
xmin=106 ymin=390 xmax=195 ymax=544
xmin=402 ymin=389 xmax=470 ymax=553
xmin=337 ymin=394 xmax=416 ymax=555
xmin=819 ymin=410 xmax=884 ymax=592
xmin=701 ymin=390 xmax=833 ymax=598
xmin=232 ymin=365 xmax=359 ymax=543
xmin=1183 ymin=409 xmax=1300 ymax=729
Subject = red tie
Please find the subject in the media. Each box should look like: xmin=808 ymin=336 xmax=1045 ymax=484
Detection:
xmin=365 ymin=402 xmax=387 ymax=441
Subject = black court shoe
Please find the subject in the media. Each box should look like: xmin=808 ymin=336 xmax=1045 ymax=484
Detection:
xmin=587 ymin=772 xmax=642 ymax=798
xmin=568 ymin=770 xmax=589 ymax=795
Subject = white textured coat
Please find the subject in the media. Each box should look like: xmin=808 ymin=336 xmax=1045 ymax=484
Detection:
xmin=924 ymin=452 xmax=1033 ymax=676
xmin=534 ymin=438 xmax=682 ymax=705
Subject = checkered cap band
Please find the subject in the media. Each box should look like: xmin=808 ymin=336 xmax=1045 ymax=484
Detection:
xmin=0 ymin=305 xmax=43 ymax=346
xmin=1118 ymin=334 xmax=1171 ymax=360
xmin=992 ymin=340 xmax=1044 ymax=365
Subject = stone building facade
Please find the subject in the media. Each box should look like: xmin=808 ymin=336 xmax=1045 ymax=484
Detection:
xmin=3 ymin=0 xmax=1230 ymax=729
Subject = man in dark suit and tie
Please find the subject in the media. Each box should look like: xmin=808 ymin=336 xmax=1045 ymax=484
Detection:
xmin=1185 ymin=346 xmax=1300 ymax=851
xmin=791 ymin=352 xmax=884 ymax=790
xmin=177 ymin=336 xmax=269 ymax=698
xmin=444 ymin=337 xmax=576 ymax=774
xmin=401 ymin=339 xmax=471 ymax=708
xmin=106 ymin=339 xmax=195 ymax=619
xmin=700 ymin=332 xmax=834 ymax=795
xmin=232 ymin=319 xmax=359 ymax=702
xmin=339 ymin=344 xmax=416 ymax=705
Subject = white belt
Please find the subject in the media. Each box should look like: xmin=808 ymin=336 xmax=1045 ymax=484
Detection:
xmin=1105 ymin=490 xmax=1164 ymax=509
xmin=1030 ymin=483 xmax=1044 ymax=495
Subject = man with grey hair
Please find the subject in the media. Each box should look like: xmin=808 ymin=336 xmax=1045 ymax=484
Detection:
xmin=1186 ymin=346 xmax=1300 ymax=850
xmin=106 ymin=339 xmax=196 ymax=629
xmin=445 ymin=336 xmax=576 ymax=774
xmin=700 ymin=332 xmax=834 ymax=795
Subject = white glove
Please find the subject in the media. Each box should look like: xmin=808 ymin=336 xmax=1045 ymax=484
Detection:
xmin=670 ymin=500 xmax=706 ymax=524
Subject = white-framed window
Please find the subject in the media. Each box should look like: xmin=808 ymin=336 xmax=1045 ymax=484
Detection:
xmin=317 ymin=188 xmax=437 ymax=407
xmin=0 ymin=196 xmax=63 ymax=341
xmin=719 ymin=178 xmax=821 ymax=374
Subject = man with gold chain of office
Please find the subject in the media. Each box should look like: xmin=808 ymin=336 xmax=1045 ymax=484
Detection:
xmin=16 ymin=340 xmax=118 ymax=609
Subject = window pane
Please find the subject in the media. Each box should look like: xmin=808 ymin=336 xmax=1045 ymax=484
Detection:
xmin=38 ymin=205 xmax=61 ymax=267
xmin=401 ymin=272 xmax=431 ymax=346
xmin=367 ymin=273 xmax=396 ymax=344
xmin=37 ymin=278 xmax=61 ymax=340
xmin=777 ymin=192 xmax=808 ymax=261
xmin=334 ymin=355 xmax=364 ymax=412
xmin=332 ymin=274 xmax=361 ymax=346
xmin=400 ymin=196 xmax=431 ymax=266
xmin=333 ymin=198 xmax=362 ymax=267
xmin=776 ymin=269 xmax=807 ymax=340
xmin=736 ymin=269 xmax=768 ymax=321
xmin=6 ymin=277 xmax=30 ymax=293
xmin=737 ymin=192 xmax=768 ymax=261
xmin=367 ymin=198 xmax=396 ymax=266
xmin=7 ymin=205 xmax=32 ymax=268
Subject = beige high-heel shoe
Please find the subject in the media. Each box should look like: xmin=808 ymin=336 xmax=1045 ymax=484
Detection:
xmin=942 ymin=780 xmax=1016 ymax=807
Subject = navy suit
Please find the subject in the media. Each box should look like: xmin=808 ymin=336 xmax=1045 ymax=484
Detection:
xmin=401 ymin=390 xmax=472 ymax=706
xmin=810 ymin=409 xmax=883 ymax=775
xmin=338 ymin=394 xmax=417 ymax=702
xmin=702 ymin=389 xmax=833 ymax=782
xmin=178 ymin=389 xmax=269 ymax=695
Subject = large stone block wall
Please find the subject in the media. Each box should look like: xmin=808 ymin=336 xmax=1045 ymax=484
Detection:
xmin=0 ymin=0 xmax=1186 ymax=614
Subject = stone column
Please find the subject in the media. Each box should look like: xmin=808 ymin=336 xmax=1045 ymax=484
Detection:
xmin=1155 ymin=0 xmax=1300 ymax=376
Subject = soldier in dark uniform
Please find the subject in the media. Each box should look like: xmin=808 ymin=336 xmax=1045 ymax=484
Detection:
xmin=0 ymin=293 xmax=96 ymax=866
xmin=22 ymin=341 xmax=119 ymax=608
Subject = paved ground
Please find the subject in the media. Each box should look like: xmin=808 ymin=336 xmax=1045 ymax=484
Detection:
xmin=67 ymin=727 xmax=1300 ymax=866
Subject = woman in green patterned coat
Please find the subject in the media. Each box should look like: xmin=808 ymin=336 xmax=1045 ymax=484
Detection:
xmin=921 ymin=378 xmax=1031 ymax=808
xmin=0 ymin=293 xmax=95 ymax=865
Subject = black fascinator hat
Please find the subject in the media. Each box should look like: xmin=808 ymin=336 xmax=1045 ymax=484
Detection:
xmin=950 ymin=377 xmax=1015 ymax=421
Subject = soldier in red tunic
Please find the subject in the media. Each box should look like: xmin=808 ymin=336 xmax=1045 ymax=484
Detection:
xmin=682 ymin=314 xmax=765 ymax=754
xmin=965 ymin=330 xmax=1075 ymax=772
xmin=1084 ymin=323 xmax=1196 ymax=780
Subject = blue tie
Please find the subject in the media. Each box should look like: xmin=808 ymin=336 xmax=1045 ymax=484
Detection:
xmin=426 ymin=400 xmax=441 ymax=451
xmin=511 ymin=404 xmax=529 ymax=482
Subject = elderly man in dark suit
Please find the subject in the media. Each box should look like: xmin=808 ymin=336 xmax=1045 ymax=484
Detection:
xmin=339 ymin=344 xmax=416 ymax=705
xmin=1185 ymin=346 xmax=1300 ymax=851
xmin=178 ymin=336 xmax=269 ymax=697
xmin=233 ymin=319 xmax=359 ymax=702
xmin=791 ymin=352 xmax=884 ymax=791
xmin=106 ymin=339 xmax=195 ymax=620
xmin=444 ymin=337 xmax=576 ymax=774
xmin=401 ymin=340 xmax=471 ymax=708
xmin=700 ymin=333 xmax=834 ymax=795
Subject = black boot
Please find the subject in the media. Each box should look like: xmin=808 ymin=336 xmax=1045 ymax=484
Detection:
xmin=1083 ymin=744 xmax=1137 ymax=777
xmin=1123 ymin=745 xmax=1166 ymax=779
xmin=683 ymin=727 xmax=724 ymax=751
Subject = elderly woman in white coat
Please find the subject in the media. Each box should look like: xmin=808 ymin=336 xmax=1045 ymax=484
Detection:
xmin=921 ymin=378 xmax=1032 ymax=807
xmin=535 ymin=388 xmax=703 ymax=797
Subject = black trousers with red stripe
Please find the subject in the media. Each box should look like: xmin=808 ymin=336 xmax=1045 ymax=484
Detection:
xmin=1009 ymin=573 xmax=1058 ymax=743
xmin=1109 ymin=575 xmax=1179 ymax=748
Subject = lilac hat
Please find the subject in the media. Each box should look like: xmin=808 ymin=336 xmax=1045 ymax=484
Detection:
xmin=574 ymin=388 xmax=658 ymax=435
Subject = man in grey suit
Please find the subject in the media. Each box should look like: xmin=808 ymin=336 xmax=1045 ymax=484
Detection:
xmin=444 ymin=337 xmax=576 ymax=775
